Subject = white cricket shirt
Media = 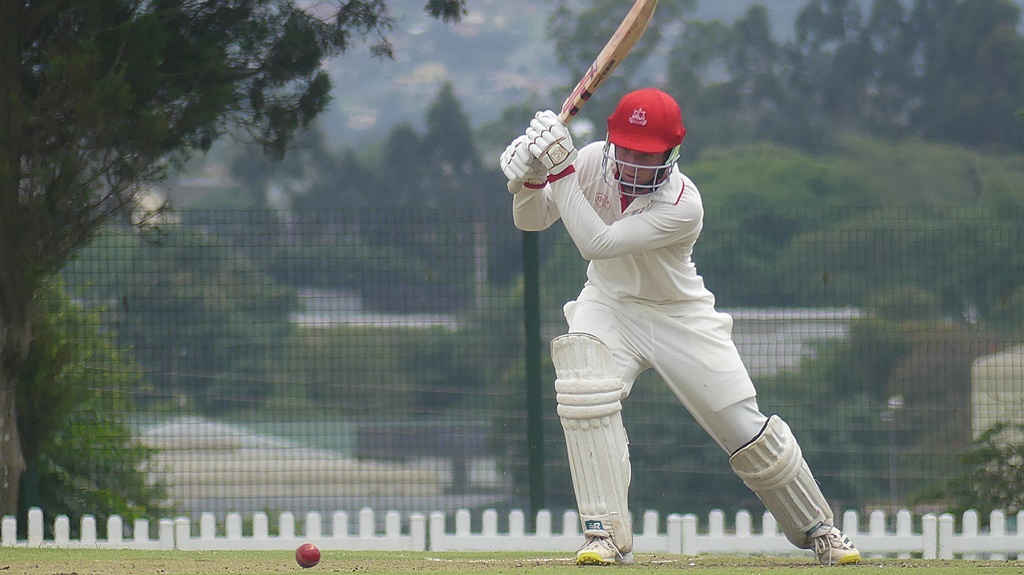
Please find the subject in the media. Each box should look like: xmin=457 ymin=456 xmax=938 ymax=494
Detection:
xmin=512 ymin=141 xmax=716 ymax=307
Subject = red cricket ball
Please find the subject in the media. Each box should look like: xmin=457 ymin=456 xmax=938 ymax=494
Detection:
xmin=295 ymin=542 xmax=321 ymax=568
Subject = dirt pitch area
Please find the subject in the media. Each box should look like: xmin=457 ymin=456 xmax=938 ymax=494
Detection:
xmin=1 ymin=549 xmax=1021 ymax=575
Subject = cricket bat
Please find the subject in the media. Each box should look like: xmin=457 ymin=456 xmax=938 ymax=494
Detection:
xmin=508 ymin=0 xmax=659 ymax=192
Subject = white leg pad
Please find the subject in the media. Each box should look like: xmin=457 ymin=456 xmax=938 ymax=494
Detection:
xmin=729 ymin=415 xmax=832 ymax=549
xmin=552 ymin=333 xmax=633 ymax=553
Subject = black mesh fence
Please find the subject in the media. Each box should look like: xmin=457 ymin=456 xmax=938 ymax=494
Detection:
xmin=51 ymin=206 xmax=1024 ymax=526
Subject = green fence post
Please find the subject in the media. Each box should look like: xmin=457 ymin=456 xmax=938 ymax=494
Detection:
xmin=523 ymin=231 xmax=545 ymax=529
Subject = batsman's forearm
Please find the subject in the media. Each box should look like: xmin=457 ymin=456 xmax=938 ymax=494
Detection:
xmin=548 ymin=176 xmax=619 ymax=260
xmin=512 ymin=186 xmax=559 ymax=231
xmin=549 ymin=173 xmax=673 ymax=260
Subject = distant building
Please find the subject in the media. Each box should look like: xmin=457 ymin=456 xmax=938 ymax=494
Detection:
xmin=971 ymin=345 xmax=1024 ymax=444
xmin=727 ymin=307 xmax=862 ymax=378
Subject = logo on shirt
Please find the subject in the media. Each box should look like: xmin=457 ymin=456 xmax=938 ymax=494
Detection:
xmin=594 ymin=192 xmax=611 ymax=209
xmin=629 ymin=107 xmax=648 ymax=126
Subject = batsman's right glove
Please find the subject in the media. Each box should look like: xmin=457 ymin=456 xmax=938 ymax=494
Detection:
xmin=526 ymin=110 xmax=577 ymax=178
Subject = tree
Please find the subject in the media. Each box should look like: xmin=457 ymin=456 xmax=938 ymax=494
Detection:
xmin=660 ymin=0 xmax=1024 ymax=152
xmin=0 ymin=0 xmax=465 ymax=516
xmin=421 ymin=82 xmax=483 ymax=210
xmin=918 ymin=422 xmax=1024 ymax=516
xmin=18 ymin=279 xmax=167 ymax=533
xmin=860 ymin=0 xmax=915 ymax=134
xmin=666 ymin=6 xmax=808 ymax=152
xmin=794 ymin=0 xmax=868 ymax=122
xmin=229 ymin=127 xmax=335 ymax=211
xmin=910 ymin=0 xmax=1024 ymax=149
xmin=379 ymin=124 xmax=427 ymax=207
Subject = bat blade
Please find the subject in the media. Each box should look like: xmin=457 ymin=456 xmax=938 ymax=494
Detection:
xmin=558 ymin=0 xmax=659 ymax=124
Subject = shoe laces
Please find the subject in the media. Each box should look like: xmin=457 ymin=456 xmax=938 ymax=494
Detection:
xmin=812 ymin=530 xmax=835 ymax=550
xmin=811 ymin=526 xmax=853 ymax=564
xmin=579 ymin=529 xmax=622 ymax=557
xmin=812 ymin=533 xmax=835 ymax=564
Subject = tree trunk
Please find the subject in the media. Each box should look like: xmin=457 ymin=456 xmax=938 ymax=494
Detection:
xmin=0 ymin=260 xmax=37 ymax=517
xmin=0 ymin=363 xmax=26 ymax=516
xmin=0 ymin=304 xmax=31 ymax=516
xmin=0 ymin=0 xmax=28 ymax=518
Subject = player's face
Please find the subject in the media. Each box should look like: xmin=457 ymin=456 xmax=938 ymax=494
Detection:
xmin=614 ymin=147 xmax=668 ymax=194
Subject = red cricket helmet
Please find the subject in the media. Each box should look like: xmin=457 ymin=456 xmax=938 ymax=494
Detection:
xmin=606 ymin=88 xmax=686 ymax=153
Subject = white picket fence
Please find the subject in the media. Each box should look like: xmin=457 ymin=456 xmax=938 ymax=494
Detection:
xmin=3 ymin=507 xmax=1022 ymax=559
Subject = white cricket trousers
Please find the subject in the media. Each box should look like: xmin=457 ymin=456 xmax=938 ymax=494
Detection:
xmin=563 ymin=286 xmax=768 ymax=454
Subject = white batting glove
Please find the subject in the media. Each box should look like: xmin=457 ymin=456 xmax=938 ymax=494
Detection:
xmin=500 ymin=134 xmax=548 ymax=193
xmin=526 ymin=110 xmax=577 ymax=176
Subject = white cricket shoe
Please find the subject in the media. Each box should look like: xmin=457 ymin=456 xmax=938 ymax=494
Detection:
xmin=575 ymin=529 xmax=634 ymax=565
xmin=808 ymin=522 xmax=861 ymax=565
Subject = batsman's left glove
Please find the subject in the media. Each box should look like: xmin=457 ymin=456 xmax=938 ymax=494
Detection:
xmin=500 ymin=134 xmax=548 ymax=193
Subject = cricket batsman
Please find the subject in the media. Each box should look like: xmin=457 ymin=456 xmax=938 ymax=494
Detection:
xmin=499 ymin=87 xmax=861 ymax=566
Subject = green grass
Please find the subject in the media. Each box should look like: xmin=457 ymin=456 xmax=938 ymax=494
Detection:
xmin=1 ymin=549 xmax=1022 ymax=575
